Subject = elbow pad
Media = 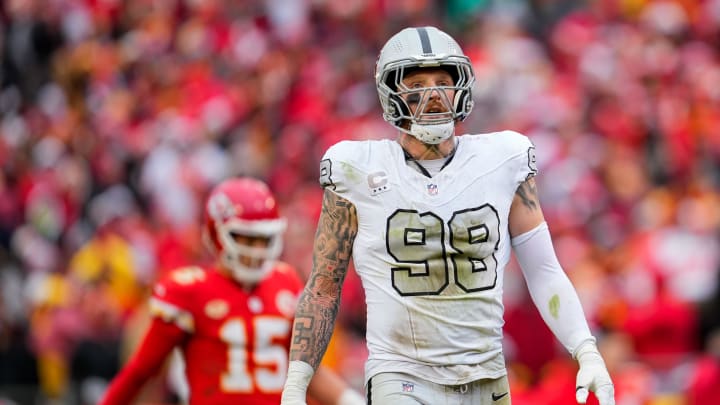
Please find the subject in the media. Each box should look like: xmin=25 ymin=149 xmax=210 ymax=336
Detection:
xmin=512 ymin=222 xmax=595 ymax=357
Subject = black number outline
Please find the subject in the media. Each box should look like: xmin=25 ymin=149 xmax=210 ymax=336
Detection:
xmin=319 ymin=159 xmax=335 ymax=190
xmin=387 ymin=209 xmax=449 ymax=296
xmin=386 ymin=205 xmax=500 ymax=297
xmin=449 ymin=205 xmax=500 ymax=293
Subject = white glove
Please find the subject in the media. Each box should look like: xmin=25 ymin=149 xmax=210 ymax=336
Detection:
xmin=281 ymin=361 xmax=314 ymax=405
xmin=337 ymin=388 xmax=365 ymax=405
xmin=575 ymin=341 xmax=615 ymax=405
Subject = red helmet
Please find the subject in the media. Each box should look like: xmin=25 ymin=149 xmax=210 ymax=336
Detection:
xmin=203 ymin=178 xmax=287 ymax=284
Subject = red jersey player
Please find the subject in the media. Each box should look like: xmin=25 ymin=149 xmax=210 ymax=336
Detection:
xmin=99 ymin=178 xmax=364 ymax=405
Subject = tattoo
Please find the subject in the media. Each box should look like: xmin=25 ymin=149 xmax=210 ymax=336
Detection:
xmin=399 ymin=134 xmax=454 ymax=160
xmin=288 ymin=189 xmax=357 ymax=368
xmin=515 ymin=177 xmax=539 ymax=211
xmin=426 ymin=144 xmax=441 ymax=156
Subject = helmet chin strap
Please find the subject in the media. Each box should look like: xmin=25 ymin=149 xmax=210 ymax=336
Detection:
xmin=409 ymin=121 xmax=455 ymax=144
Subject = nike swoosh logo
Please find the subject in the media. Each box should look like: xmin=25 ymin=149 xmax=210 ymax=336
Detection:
xmin=492 ymin=392 xmax=509 ymax=401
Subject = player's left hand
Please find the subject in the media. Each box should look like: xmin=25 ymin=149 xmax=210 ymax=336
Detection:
xmin=575 ymin=341 xmax=615 ymax=405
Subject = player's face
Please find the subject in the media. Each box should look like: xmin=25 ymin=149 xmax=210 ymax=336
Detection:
xmin=400 ymin=68 xmax=455 ymax=118
xmin=231 ymin=233 xmax=271 ymax=269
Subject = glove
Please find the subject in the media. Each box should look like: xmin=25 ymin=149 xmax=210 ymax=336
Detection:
xmin=281 ymin=361 xmax=314 ymax=405
xmin=575 ymin=341 xmax=615 ymax=405
xmin=338 ymin=388 xmax=366 ymax=405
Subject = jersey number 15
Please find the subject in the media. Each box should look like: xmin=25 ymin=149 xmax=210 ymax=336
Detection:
xmin=219 ymin=317 xmax=289 ymax=393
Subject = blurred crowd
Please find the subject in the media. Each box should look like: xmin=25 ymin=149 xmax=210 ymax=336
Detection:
xmin=1 ymin=0 xmax=719 ymax=404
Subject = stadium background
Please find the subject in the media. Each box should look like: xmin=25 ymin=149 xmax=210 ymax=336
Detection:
xmin=1 ymin=0 xmax=719 ymax=404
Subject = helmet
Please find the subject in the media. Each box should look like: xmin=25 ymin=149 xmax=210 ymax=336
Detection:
xmin=203 ymin=178 xmax=287 ymax=285
xmin=375 ymin=26 xmax=475 ymax=143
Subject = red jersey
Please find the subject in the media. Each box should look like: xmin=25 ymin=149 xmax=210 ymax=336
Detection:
xmin=100 ymin=262 xmax=303 ymax=405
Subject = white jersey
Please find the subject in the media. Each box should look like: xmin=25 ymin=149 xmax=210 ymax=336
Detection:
xmin=319 ymin=131 xmax=537 ymax=385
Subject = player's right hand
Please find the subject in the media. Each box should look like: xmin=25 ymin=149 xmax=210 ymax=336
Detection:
xmin=575 ymin=341 xmax=615 ymax=405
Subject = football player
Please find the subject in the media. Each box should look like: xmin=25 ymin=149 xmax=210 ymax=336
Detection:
xmin=99 ymin=178 xmax=363 ymax=405
xmin=281 ymin=27 xmax=615 ymax=405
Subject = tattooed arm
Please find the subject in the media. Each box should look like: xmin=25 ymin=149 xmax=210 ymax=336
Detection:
xmin=508 ymin=176 xmax=545 ymax=237
xmin=281 ymin=189 xmax=359 ymax=405
xmin=291 ymin=188 xmax=357 ymax=366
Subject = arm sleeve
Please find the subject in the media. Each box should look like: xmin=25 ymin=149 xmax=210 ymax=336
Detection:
xmin=98 ymin=318 xmax=186 ymax=405
xmin=512 ymin=222 xmax=595 ymax=357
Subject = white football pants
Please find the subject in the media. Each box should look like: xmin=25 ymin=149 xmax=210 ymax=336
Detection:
xmin=367 ymin=372 xmax=511 ymax=405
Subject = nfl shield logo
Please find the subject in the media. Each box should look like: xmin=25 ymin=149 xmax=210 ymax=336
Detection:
xmin=427 ymin=183 xmax=438 ymax=195
xmin=402 ymin=382 xmax=414 ymax=392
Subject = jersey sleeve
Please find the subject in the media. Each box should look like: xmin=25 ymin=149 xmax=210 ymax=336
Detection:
xmin=499 ymin=130 xmax=538 ymax=185
xmin=149 ymin=266 xmax=208 ymax=333
xmin=318 ymin=140 xmax=365 ymax=201
xmin=99 ymin=317 xmax=186 ymax=405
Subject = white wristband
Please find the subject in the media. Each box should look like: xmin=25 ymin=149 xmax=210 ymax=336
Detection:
xmin=337 ymin=388 xmax=365 ymax=405
xmin=575 ymin=340 xmax=601 ymax=361
xmin=282 ymin=361 xmax=315 ymax=403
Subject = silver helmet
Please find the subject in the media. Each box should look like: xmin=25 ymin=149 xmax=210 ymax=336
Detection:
xmin=375 ymin=26 xmax=475 ymax=143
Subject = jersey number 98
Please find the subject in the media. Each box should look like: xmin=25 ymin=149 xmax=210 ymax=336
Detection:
xmin=386 ymin=205 xmax=500 ymax=296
